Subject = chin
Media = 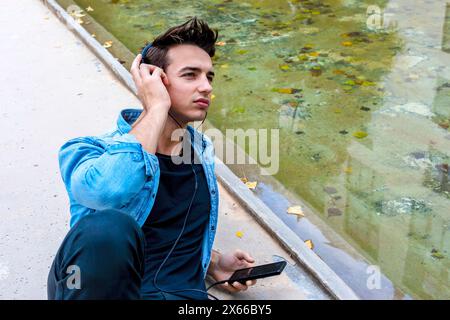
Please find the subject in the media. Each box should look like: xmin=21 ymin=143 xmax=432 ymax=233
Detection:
xmin=187 ymin=109 xmax=208 ymax=122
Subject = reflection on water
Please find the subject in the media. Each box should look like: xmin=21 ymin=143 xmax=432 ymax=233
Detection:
xmin=68 ymin=0 xmax=450 ymax=299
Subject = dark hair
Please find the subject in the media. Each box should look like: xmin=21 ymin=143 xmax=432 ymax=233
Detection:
xmin=141 ymin=17 xmax=218 ymax=70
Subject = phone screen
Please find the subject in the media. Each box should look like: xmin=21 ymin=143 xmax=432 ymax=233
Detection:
xmin=228 ymin=261 xmax=287 ymax=283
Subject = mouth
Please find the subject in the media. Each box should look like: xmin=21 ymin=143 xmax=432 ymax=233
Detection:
xmin=194 ymin=98 xmax=210 ymax=108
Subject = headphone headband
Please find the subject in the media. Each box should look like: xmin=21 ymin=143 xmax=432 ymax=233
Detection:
xmin=140 ymin=43 xmax=153 ymax=64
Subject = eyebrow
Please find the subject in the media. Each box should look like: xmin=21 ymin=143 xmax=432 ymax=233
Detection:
xmin=179 ymin=66 xmax=215 ymax=77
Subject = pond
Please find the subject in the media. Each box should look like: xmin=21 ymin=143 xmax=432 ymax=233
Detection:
xmin=63 ymin=0 xmax=450 ymax=299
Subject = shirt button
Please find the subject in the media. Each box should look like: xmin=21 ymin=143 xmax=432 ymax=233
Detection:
xmin=211 ymin=189 xmax=216 ymax=195
xmin=211 ymin=226 xmax=215 ymax=231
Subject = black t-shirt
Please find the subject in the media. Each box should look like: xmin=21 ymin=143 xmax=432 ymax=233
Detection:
xmin=140 ymin=146 xmax=211 ymax=300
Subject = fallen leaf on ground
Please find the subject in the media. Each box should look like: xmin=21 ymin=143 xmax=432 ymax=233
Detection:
xmin=236 ymin=231 xmax=244 ymax=238
xmin=103 ymin=41 xmax=113 ymax=48
xmin=304 ymin=239 xmax=314 ymax=249
xmin=287 ymin=206 xmax=305 ymax=217
xmin=245 ymin=181 xmax=258 ymax=190
xmin=341 ymin=41 xmax=353 ymax=46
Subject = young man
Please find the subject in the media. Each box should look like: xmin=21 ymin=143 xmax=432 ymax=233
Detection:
xmin=47 ymin=17 xmax=256 ymax=300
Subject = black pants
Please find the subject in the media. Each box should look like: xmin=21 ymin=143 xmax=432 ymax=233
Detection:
xmin=47 ymin=210 xmax=151 ymax=300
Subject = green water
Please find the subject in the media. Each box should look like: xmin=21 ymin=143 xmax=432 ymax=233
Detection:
xmin=67 ymin=0 xmax=450 ymax=299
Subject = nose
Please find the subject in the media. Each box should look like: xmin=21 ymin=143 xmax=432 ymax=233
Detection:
xmin=198 ymin=74 xmax=213 ymax=94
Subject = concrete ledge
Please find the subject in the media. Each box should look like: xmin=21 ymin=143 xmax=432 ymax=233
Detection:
xmin=42 ymin=0 xmax=359 ymax=300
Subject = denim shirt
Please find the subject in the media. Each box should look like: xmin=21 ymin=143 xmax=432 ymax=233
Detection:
xmin=58 ymin=108 xmax=219 ymax=278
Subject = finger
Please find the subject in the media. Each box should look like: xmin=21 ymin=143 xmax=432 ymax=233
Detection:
xmin=131 ymin=54 xmax=142 ymax=71
xmin=234 ymin=250 xmax=255 ymax=263
xmin=231 ymin=281 xmax=248 ymax=291
xmin=246 ymin=280 xmax=256 ymax=286
xmin=130 ymin=54 xmax=143 ymax=85
xmin=139 ymin=63 xmax=157 ymax=79
xmin=150 ymin=67 xmax=170 ymax=86
xmin=223 ymin=282 xmax=239 ymax=293
xmin=139 ymin=64 xmax=165 ymax=82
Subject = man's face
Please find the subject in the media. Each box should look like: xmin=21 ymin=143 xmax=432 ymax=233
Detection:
xmin=164 ymin=44 xmax=214 ymax=124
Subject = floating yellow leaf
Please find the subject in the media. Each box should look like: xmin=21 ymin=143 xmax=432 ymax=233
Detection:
xmin=304 ymin=239 xmax=314 ymax=250
xmin=333 ymin=69 xmax=346 ymax=75
xmin=344 ymin=167 xmax=353 ymax=174
xmin=333 ymin=108 xmax=342 ymax=113
xmin=216 ymin=41 xmax=226 ymax=46
xmin=352 ymin=131 xmax=368 ymax=139
xmin=279 ymin=64 xmax=290 ymax=71
xmin=220 ymin=64 xmax=229 ymax=69
xmin=298 ymin=54 xmax=309 ymax=61
xmin=362 ymin=81 xmax=375 ymax=86
xmin=287 ymin=206 xmax=305 ymax=217
xmin=344 ymin=80 xmax=356 ymax=86
xmin=245 ymin=181 xmax=257 ymax=190
xmin=86 ymin=6 xmax=94 ymax=12
xmin=240 ymin=177 xmax=248 ymax=183
xmin=236 ymin=49 xmax=248 ymax=55
xmin=272 ymin=88 xmax=301 ymax=94
xmin=236 ymin=231 xmax=244 ymax=238
xmin=211 ymin=94 xmax=216 ymax=100
xmin=308 ymin=51 xmax=320 ymax=57
xmin=311 ymin=11 xmax=321 ymax=15
xmin=103 ymin=41 xmax=113 ymax=48
xmin=91 ymin=34 xmax=96 ymax=38
xmin=341 ymin=41 xmax=353 ymax=46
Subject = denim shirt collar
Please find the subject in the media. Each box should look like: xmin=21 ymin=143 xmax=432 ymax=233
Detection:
xmin=117 ymin=108 xmax=209 ymax=158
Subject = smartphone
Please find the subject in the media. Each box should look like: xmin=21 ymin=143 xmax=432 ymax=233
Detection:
xmin=227 ymin=261 xmax=287 ymax=284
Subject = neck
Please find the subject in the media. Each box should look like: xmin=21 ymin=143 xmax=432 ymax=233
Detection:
xmin=157 ymin=112 xmax=188 ymax=155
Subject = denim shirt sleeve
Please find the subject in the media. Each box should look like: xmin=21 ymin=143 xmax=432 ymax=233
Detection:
xmin=58 ymin=133 xmax=159 ymax=211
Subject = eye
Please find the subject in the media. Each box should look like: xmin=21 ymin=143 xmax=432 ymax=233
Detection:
xmin=183 ymin=72 xmax=195 ymax=77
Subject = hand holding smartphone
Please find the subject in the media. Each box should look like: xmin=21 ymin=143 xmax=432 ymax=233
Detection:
xmin=227 ymin=261 xmax=287 ymax=285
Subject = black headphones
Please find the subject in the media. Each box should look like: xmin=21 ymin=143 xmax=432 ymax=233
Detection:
xmin=141 ymin=43 xmax=217 ymax=300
